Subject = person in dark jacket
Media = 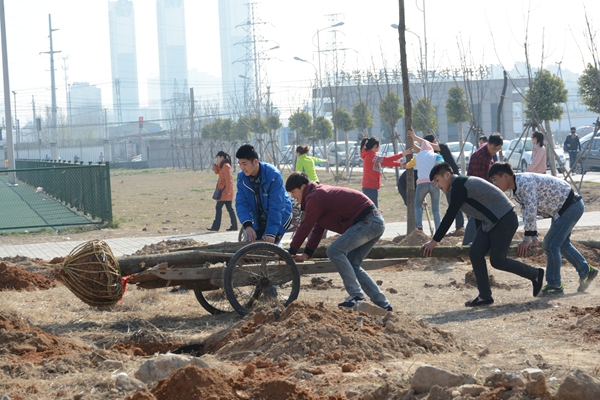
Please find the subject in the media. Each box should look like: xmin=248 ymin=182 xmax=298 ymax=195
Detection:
xmin=564 ymin=127 xmax=581 ymax=171
xmin=235 ymin=144 xmax=293 ymax=244
xmin=420 ymin=163 xmax=544 ymax=307
xmin=286 ymin=172 xmax=393 ymax=312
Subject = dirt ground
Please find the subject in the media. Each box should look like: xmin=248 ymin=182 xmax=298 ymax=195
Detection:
xmin=1 ymin=168 xmax=600 ymax=399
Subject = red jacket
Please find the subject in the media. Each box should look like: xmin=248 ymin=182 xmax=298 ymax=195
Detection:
xmin=213 ymin=161 xmax=234 ymax=202
xmin=361 ymin=148 xmax=403 ymax=189
xmin=289 ymin=182 xmax=375 ymax=257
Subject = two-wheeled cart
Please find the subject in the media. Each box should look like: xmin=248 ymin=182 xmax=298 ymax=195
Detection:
xmin=120 ymin=242 xmax=405 ymax=316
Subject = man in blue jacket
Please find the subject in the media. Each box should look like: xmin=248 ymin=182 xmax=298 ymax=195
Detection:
xmin=235 ymin=144 xmax=293 ymax=244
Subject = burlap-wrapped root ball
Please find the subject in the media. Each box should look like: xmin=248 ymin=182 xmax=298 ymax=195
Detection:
xmin=57 ymin=240 xmax=123 ymax=307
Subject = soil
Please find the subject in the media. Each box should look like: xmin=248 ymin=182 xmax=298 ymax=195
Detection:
xmin=2 ymin=170 xmax=600 ymax=399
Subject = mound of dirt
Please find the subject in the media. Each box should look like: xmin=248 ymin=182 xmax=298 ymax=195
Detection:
xmin=110 ymin=341 xmax=185 ymax=356
xmin=0 ymin=262 xmax=56 ymax=291
xmin=300 ymin=277 xmax=336 ymax=290
xmin=202 ymin=301 xmax=459 ymax=364
xmin=127 ymin=365 xmax=327 ymax=400
xmin=132 ymin=239 xmax=208 ymax=256
xmin=0 ymin=312 xmax=89 ymax=363
xmin=397 ymin=229 xmax=430 ymax=246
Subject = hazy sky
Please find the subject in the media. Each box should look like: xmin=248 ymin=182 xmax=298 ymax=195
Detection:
xmin=2 ymin=0 xmax=599 ymax=122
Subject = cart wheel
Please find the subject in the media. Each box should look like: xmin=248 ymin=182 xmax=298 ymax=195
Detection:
xmin=193 ymin=287 xmax=234 ymax=315
xmin=238 ymin=227 xmax=247 ymax=242
xmin=224 ymin=242 xmax=300 ymax=316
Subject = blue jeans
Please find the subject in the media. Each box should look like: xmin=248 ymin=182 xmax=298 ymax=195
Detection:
xmin=326 ymin=213 xmax=389 ymax=307
xmin=569 ymin=151 xmax=578 ymax=168
xmin=414 ymin=182 xmax=441 ymax=230
xmin=542 ymin=199 xmax=589 ymax=287
xmin=362 ymin=188 xmax=378 ymax=208
xmin=469 ymin=210 xmax=538 ymax=299
xmin=463 ymin=217 xmax=477 ymax=245
xmin=446 ymin=191 xmax=464 ymax=229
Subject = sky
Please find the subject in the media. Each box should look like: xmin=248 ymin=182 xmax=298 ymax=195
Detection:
xmin=1 ymin=0 xmax=599 ymax=125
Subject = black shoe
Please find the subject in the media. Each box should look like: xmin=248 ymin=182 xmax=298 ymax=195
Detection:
xmin=207 ymin=227 xmax=219 ymax=232
xmin=465 ymin=296 xmax=494 ymax=307
xmin=226 ymin=227 xmax=238 ymax=231
xmin=532 ymin=268 xmax=545 ymax=297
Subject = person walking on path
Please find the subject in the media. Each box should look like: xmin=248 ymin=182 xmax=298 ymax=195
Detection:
xmin=564 ymin=127 xmax=581 ymax=172
xmin=405 ymin=140 xmax=444 ymax=231
xmin=463 ymin=133 xmax=503 ymax=245
xmin=285 ymin=172 xmax=393 ymax=312
xmin=295 ymin=145 xmax=326 ymax=183
xmin=488 ymin=162 xmax=598 ymax=296
xmin=208 ymin=151 xmax=238 ymax=232
xmin=235 ymin=144 xmax=293 ymax=244
xmin=409 ymin=130 xmax=464 ymax=233
xmin=421 ymin=162 xmax=545 ymax=307
xmin=360 ymin=136 xmax=408 ymax=208
xmin=526 ymin=131 xmax=547 ymax=174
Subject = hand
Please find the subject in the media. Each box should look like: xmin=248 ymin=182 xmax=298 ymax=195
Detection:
xmin=404 ymin=148 xmax=412 ymax=155
xmin=408 ymin=129 xmax=416 ymax=139
xmin=292 ymin=253 xmax=308 ymax=262
xmin=245 ymin=227 xmax=257 ymax=242
xmin=421 ymin=240 xmax=437 ymax=257
xmin=263 ymin=235 xmax=275 ymax=243
xmin=517 ymin=240 xmax=532 ymax=257
xmin=531 ymin=237 xmax=539 ymax=247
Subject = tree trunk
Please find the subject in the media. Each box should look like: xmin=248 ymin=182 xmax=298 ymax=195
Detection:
xmin=398 ymin=0 xmax=415 ymax=233
xmin=497 ymin=70 xmax=508 ymax=162
xmin=544 ymin=120 xmax=558 ymax=176
xmin=344 ymin=130 xmax=350 ymax=171
xmin=458 ymin=121 xmax=466 ymax=174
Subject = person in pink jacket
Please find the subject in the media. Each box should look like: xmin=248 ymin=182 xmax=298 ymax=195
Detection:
xmin=526 ymin=131 xmax=547 ymax=174
xmin=208 ymin=151 xmax=238 ymax=232
xmin=360 ymin=136 xmax=409 ymax=208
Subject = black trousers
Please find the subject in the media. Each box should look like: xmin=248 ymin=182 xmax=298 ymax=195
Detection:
xmin=211 ymin=201 xmax=238 ymax=230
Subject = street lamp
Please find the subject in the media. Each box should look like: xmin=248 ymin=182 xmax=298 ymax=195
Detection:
xmin=294 ymin=56 xmax=322 ymax=117
xmin=12 ymin=90 xmax=18 ymax=159
xmin=313 ymin=22 xmax=345 ymax=96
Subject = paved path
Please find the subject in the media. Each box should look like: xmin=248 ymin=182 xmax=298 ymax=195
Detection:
xmin=2 ymin=211 xmax=600 ymax=260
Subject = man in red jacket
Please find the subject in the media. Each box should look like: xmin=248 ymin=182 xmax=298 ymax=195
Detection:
xmin=285 ymin=172 xmax=393 ymax=311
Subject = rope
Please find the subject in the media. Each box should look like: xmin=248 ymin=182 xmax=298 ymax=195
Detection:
xmin=57 ymin=240 xmax=123 ymax=308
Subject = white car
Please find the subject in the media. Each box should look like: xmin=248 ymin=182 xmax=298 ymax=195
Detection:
xmin=506 ymin=137 xmax=566 ymax=172
xmin=446 ymin=141 xmax=475 ymax=167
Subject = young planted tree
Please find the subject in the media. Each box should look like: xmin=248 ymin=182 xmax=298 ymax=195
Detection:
xmin=445 ymin=85 xmax=471 ymax=173
xmin=352 ymin=101 xmax=374 ymax=139
xmin=378 ymin=91 xmax=405 ymax=167
xmin=266 ymin=115 xmax=282 ymax=166
xmin=232 ymin=116 xmax=251 ymax=143
xmin=313 ymin=116 xmax=334 ymax=167
xmin=524 ymin=69 xmax=567 ymax=176
xmin=413 ymin=98 xmax=439 ymax=136
xmin=578 ymin=63 xmax=600 ymax=114
xmin=332 ymin=108 xmax=355 ymax=170
xmin=289 ymin=109 xmax=313 ymax=141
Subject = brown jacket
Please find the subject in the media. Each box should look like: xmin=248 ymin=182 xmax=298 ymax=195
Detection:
xmin=213 ymin=161 xmax=234 ymax=202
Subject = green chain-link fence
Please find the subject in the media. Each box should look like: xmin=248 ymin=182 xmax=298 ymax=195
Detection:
xmin=0 ymin=161 xmax=112 ymax=232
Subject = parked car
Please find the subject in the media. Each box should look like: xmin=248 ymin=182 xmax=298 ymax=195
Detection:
xmin=279 ymin=145 xmax=295 ymax=164
xmin=573 ymin=135 xmax=600 ymax=174
xmin=446 ymin=141 xmax=475 ymax=168
xmin=379 ymin=142 xmax=406 ymax=165
xmin=327 ymin=141 xmax=362 ymax=167
xmin=506 ymin=137 xmax=566 ymax=172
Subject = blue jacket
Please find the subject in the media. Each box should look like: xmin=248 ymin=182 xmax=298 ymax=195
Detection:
xmin=236 ymin=162 xmax=293 ymax=240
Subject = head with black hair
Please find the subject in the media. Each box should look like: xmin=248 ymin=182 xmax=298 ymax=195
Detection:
xmin=215 ymin=150 xmax=232 ymax=167
xmin=484 ymin=133 xmax=503 ymax=155
xmin=360 ymin=136 xmax=380 ymax=152
xmin=429 ymin=162 xmax=455 ymax=193
xmin=296 ymin=145 xmax=309 ymax=155
xmin=532 ymin=131 xmax=544 ymax=147
xmin=488 ymin=162 xmax=516 ymax=192
xmin=236 ymin=144 xmax=261 ymax=177
xmin=424 ymin=134 xmax=436 ymax=143
xmin=285 ymin=172 xmax=310 ymax=203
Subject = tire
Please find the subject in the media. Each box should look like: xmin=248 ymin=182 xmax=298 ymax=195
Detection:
xmin=520 ymin=160 xmax=528 ymax=172
xmin=574 ymin=162 xmax=583 ymax=175
xmin=224 ymin=242 xmax=300 ymax=316
xmin=193 ymin=287 xmax=234 ymax=315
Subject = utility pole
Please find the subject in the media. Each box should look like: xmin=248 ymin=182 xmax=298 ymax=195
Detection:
xmin=0 ymin=0 xmax=16 ymax=182
xmin=114 ymin=78 xmax=122 ymax=125
xmin=62 ymin=55 xmax=71 ymax=128
xmin=32 ymin=95 xmax=40 ymax=159
xmin=189 ymin=87 xmax=195 ymax=170
xmin=40 ymin=14 xmax=61 ymax=159
xmin=12 ymin=90 xmax=17 ymax=159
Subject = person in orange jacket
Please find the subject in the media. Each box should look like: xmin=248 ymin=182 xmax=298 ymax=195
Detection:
xmin=208 ymin=151 xmax=238 ymax=232
xmin=360 ymin=136 xmax=410 ymax=208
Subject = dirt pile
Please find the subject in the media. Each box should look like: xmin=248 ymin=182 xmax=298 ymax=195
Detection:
xmin=0 ymin=312 xmax=88 ymax=364
xmin=202 ymin=301 xmax=459 ymax=364
xmin=0 ymin=262 xmax=56 ymax=291
xmin=126 ymin=365 xmax=330 ymax=400
xmin=300 ymin=276 xmax=337 ymax=290
xmin=396 ymin=229 xmax=430 ymax=246
xmin=132 ymin=239 xmax=207 ymax=256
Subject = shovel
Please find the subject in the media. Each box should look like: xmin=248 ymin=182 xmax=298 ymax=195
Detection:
xmin=423 ymin=201 xmax=434 ymax=236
